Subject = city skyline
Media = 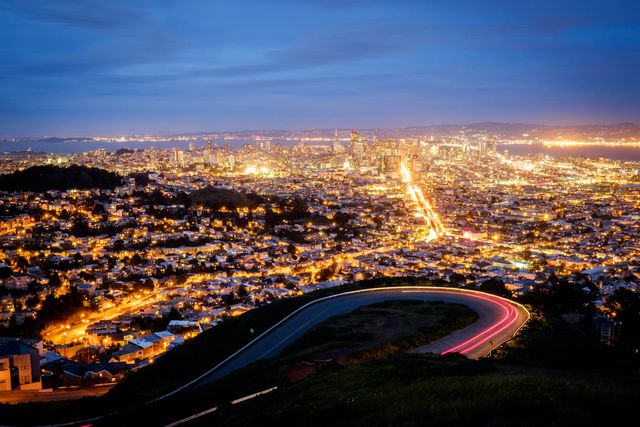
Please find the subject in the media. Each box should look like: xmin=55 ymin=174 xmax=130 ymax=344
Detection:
xmin=1 ymin=0 xmax=639 ymax=136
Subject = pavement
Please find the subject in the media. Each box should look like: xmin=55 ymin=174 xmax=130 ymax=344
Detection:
xmin=186 ymin=286 xmax=529 ymax=388
xmin=0 ymin=385 xmax=113 ymax=404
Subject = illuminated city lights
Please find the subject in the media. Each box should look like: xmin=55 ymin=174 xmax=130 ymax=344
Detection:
xmin=0 ymin=129 xmax=639 ymax=401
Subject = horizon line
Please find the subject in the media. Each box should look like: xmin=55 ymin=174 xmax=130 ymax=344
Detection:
xmin=3 ymin=120 xmax=640 ymax=139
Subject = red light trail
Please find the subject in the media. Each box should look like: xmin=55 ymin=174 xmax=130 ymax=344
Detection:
xmin=441 ymin=291 xmax=521 ymax=356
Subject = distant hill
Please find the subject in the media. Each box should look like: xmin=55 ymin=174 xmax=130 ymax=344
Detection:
xmin=0 ymin=165 xmax=123 ymax=192
xmin=189 ymin=186 xmax=258 ymax=210
xmin=371 ymin=122 xmax=640 ymax=139
xmin=2 ymin=122 xmax=639 ymax=146
xmin=171 ymin=122 xmax=640 ymax=140
xmin=115 ymin=148 xmax=136 ymax=156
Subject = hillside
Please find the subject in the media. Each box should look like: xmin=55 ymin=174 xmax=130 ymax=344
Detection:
xmin=189 ymin=186 xmax=258 ymax=210
xmin=0 ymin=277 xmax=637 ymax=426
xmin=0 ymin=165 xmax=122 ymax=192
xmin=205 ymin=355 xmax=640 ymax=427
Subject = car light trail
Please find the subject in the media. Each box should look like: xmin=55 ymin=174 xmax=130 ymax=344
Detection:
xmin=441 ymin=292 xmax=520 ymax=356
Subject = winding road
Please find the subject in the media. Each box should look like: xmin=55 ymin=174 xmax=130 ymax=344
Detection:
xmin=158 ymin=286 xmax=529 ymax=400
xmin=22 ymin=286 xmax=529 ymax=427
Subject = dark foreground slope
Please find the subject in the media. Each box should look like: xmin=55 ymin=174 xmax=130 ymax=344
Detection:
xmin=0 ymin=277 xmax=637 ymax=427
xmin=204 ymin=355 xmax=640 ymax=427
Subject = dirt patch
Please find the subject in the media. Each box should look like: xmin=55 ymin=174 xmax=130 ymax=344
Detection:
xmin=278 ymin=300 xmax=477 ymax=378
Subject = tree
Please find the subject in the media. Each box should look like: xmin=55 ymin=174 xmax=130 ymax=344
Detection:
xmin=37 ymin=286 xmax=84 ymax=325
xmin=130 ymin=253 xmax=144 ymax=266
xmin=143 ymin=279 xmax=155 ymax=291
xmin=112 ymin=239 xmax=125 ymax=251
xmin=373 ymin=216 xmax=384 ymax=229
xmin=547 ymin=279 xmax=591 ymax=315
xmin=165 ymin=264 xmax=174 ymax=276
xmin=449 ymin=272 xmax=466 ymax=284
xmin=93 ymin=203 xmax=106 ymax=214
xmin=25 ymin=295 xmax=39 ymax=309
xmin=0 ymin=265 xmax=12 ymax=280
xmin=132 ymin=280 xmax=143 ymax=292
xmin=605 ymin=288 xmax=640 ymax=352
xmin=287 ymin=243 xmax=297 ymax=258
xmin=0 ymin=165 xmax=122 ymax=192
xmin=71 ymin=219 xmax=91 ymax=237
xmin=334 ymin=211 xmax=355 ymax=226
xmin=73 ymin=252 xmax=84 ymax=266
xmin=79 ymin=271 xmax=95 ymax=282
xmin=220 ymin=293 xmax=237 ymax=306
xmin=47 ymin=272 xmax=62 ymax=287
xmin=167 ymin=307 xmax=183 ymax=321
xmin=14 ymin=256 xmax=30 ymax=272
xmin=237 ymin=284 xmax=248 ymax=298
xmin=315 ymin=263 xmax=338 ymax=282
xmin=478 ymin=277 xmax=510 ymax=297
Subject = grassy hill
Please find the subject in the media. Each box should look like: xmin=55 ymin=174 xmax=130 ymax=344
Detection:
xmin=1 ymin=277 xmax=638 ymax=426
xmin=203 ymin=355 xmax=640 ymax=427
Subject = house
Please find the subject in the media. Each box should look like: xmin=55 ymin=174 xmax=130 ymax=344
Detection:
xmin=0 ymin=339 xmax=42 ymax=390
xmin=229 ymin=303 xmax=254 ymax=316
xmin=166 ymin=320 xmax=202 ymax=338
xmin=5 ymin=274 xmax=31 ymax=291
xmin=53 ymin=342 xmax=85 ymax=359
xmin=77 ymin=282 xmax=96 ymax=293
xmin=14 ymin=310 xmax=37 ymax=326
xmin=62 ymin=361 xmax=127 ymax=385
xmin=111 ymin=331 xmax=175 ymax=364
xmin=83 ymin=362 xmax=127 ymax=383
xmin=0 ymin=357 xmax=11 ymax=391
xmin=593 ymin=316 xmax=618 ymax=347
xmin=0 ymin=297 xmax=14 ymax=328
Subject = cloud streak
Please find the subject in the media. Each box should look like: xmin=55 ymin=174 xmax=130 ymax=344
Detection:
xmin=1 ymin=0 xmax=639 ymax=135
xmin=0 ymin=0 xmax=149 ymax=29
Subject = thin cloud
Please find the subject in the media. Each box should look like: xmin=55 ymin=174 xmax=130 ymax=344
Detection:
xmin=270 ymin=24 xmax=427 ymax=66
xmin=0 ymin=0 xmax=147 ymax=29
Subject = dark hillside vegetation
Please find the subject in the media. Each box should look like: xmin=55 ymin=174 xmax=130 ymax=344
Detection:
xmin=189 ymin=186 xmax=259 ymax=210
xmin=0 ymin=165 xmax=122 ymax=192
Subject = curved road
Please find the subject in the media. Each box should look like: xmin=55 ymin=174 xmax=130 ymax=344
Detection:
xmin=28 ymin=286 xmax=528 ymax=427
xmin=160 ymin=286 xmax=529 ymax=399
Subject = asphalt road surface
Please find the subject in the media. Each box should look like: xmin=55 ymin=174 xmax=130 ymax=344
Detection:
xmin=178 ymin=286 xmax=529 ymax=391
xmin=0 ymin=385 xmax=113 ymax=404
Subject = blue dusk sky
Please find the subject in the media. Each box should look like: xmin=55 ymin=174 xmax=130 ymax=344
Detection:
xmin=1 ymin=0 xmax=639 ymax=136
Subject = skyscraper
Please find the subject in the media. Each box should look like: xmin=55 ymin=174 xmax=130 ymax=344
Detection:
xmin=333 ymin=129 xmax=342 ymax=153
